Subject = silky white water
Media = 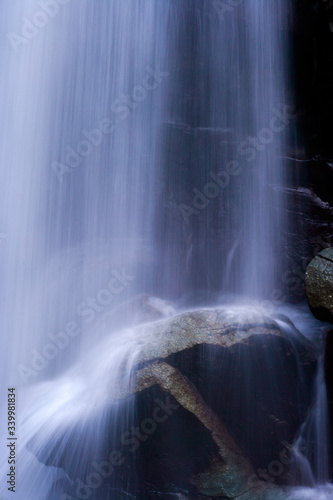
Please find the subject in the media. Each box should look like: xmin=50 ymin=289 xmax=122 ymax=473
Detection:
xmin=0 ymin=0 xmax=331 ymax=498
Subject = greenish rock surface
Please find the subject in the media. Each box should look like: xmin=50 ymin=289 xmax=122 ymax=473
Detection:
xmin=305 ymin=247 xmax=333 ymax=322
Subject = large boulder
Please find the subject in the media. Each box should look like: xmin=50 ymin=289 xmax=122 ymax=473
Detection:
xmin=31 ymin=307 xmax=317 ymax=499
xmin=107 ymin=308 xmax=317 ymax=498
xmin=305 ymin=247 xmax=333 ymax=322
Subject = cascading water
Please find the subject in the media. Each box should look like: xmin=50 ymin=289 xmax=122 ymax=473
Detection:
xmin=0 ymin=1 xmax=172 ymax=497
xmin=154 ymin=1 xmax=291 ymax=301
xmin=201 ymin=1 xmax=290 ymax=299
xmin=0 ymin=0 xmax=332 ymax=499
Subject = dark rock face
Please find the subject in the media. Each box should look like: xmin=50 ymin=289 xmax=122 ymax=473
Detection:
xmin=293 ymin=0 xmax=333 ymax=158
xmin=273 ymin=179 xmax=333 ymax=303
xmin=277 ymin=0 xmax=333 ymax=304
xmin=305 ymin=247 xmax=333 ymax=322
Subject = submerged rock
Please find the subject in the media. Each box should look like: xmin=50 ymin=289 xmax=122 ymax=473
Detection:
xmin=305 ymin=247 xmax=333 ymax=322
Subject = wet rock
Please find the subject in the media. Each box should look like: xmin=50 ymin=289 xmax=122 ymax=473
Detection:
xmin=305 ymin=247 xmax=333 ymax=322
xmin=111 ymin=308 xmax=316 ymax=497
xmin=33 ymin=308 xmax=317 ymax=499
xmin=277 ymin=180 xmax=333 ymax=303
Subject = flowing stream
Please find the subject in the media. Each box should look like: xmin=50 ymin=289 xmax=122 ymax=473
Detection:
xmin=0 ymin=1 xmax=331 ymax=499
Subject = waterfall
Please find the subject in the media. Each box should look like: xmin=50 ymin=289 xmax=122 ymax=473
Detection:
xmin=0 ymin=1 xmax=332 ymax=499
xmin=204 ymin=1 xmax=291 ymax=299
xmin=0 ymin=1 xmax=172 ymax=497
xmin=0 ymin=0 xmax=171 ymax=380
xmin=154 ymin=0 xmax=292 ymax=300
